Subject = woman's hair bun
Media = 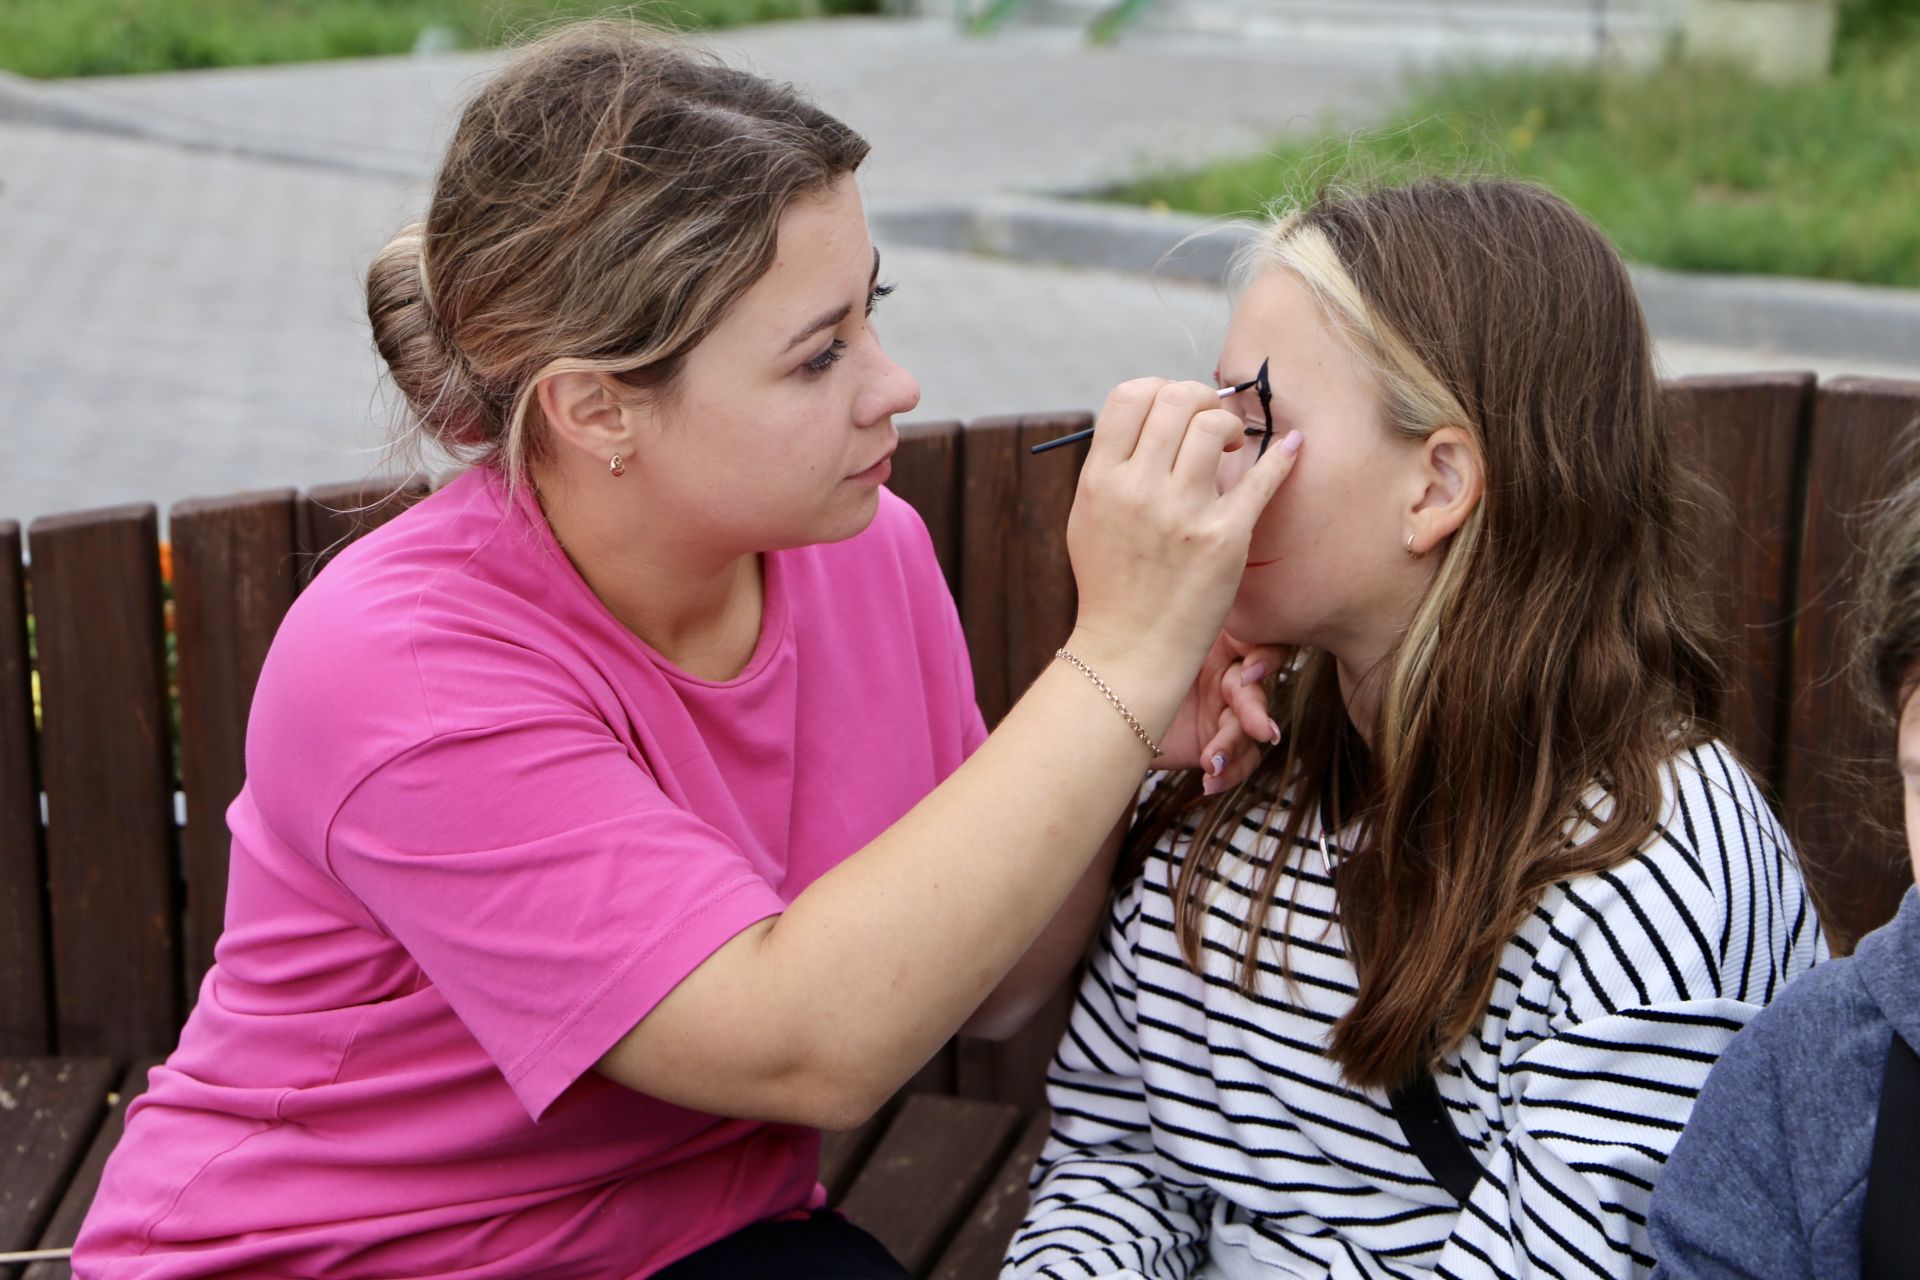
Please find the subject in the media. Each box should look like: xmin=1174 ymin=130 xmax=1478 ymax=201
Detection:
xmin=365 ymin=221 xmax=496 ymax=453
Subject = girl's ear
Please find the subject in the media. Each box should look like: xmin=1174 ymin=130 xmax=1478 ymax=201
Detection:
xmin=1405 ymin=426 xmax=1484 ymax=556
xmin=536 ymin=370 xmax=641 ymax=464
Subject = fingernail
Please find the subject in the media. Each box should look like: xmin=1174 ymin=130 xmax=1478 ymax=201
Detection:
xmin=1266 ymin=718 xmax=1282 ymax=744
xmin=1202 ymin=775 xmax=1222 ymax=796
xmin=1240 ymin=662 xmax=1268 ymax=686
xmin=1280 ymin=429 xmax=1302 ymax=455
xmin=1209 ymin=752 xmax=1227 ymax=777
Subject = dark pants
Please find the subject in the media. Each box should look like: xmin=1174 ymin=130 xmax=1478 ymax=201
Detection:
xmin=653 ymin=1210 xmax=911 ymax=1279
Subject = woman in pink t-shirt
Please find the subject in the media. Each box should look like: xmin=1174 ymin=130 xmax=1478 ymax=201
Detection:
xmin=74 ymin=21 xmax=1299 ymax=1280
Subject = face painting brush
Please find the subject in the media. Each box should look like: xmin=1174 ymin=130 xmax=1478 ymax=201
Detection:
xmin=1029 ymin=358 xmax=1274 ymax=456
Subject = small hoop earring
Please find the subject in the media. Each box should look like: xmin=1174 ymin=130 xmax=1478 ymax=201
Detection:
xmin=1405 ymin=533 xmax=1423 ymax=559
xmin=609 ymin=454 xmax=626 ymax=479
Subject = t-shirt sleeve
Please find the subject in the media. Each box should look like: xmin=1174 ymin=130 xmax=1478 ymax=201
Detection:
xmin=325 ymin=705 xmax=789 ymax=1120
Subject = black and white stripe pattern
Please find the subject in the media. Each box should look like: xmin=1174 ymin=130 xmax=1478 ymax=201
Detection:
xmin=1003 ymin=742 xmax=1824 ymax=1280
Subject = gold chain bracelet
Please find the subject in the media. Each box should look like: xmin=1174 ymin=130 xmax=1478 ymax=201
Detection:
xmin=1055 ymin=648 xmax=1163 ymax=757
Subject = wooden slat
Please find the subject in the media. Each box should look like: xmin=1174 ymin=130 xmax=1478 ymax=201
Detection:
xmin=22 ymin=1059 xmax=160 ymax=1280
xmin=884 ymin=423 xmax=965 ymax=1099
xmin=1782 ymin=377 xmax=1920 ymax=951
xmin=929 ymin=1109 xmax=1051 ymax=1280
xmin=1666 ymin=374 xmax=1814 ymax=795
xmin=889 ymin=421 xmax=963 ymax=600
xmin=296 ymin=477 xmax=428 ymax=588
xmin=170 ymin=492 xmax=300 ymax=1003
xmin=0 ymin=1057 xmax=115 ymax=1276
xmin=1008 ymin=414 xmax=1085 ymax=697
xmin=956 ymin=414 xmax=1086 ymax=1107
xmin=27 ymin=508 xmax=179 ymax=1059
xmin=836 ymin=1093 xmax=1023 ymax=1276
xmin=0 ymin=523 xmax=51 ymax=1055
xmin=956 ymin=983 xmax=1076 ymax=1113
xmin=820 ymin=1110 xmax=895 ymax=1206
xmin=959 ymin=421 xmax=1019 ymax=727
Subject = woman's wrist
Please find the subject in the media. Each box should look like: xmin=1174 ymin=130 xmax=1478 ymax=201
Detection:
xmin=1059 ymin=625 xmax=1193 ymax=748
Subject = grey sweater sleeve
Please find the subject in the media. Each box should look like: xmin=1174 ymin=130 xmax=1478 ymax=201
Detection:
xmin=1648 ymin=1013 xmax=1813 ymax=1280
xmin=1649 ymin=945 xmax=1892 ymax=1280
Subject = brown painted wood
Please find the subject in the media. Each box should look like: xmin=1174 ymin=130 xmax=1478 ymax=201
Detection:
xmin=0 ymin=1057 xmax=115 ymax=1272
xmin=820 ymin=1110 xmax=895 ymax=1206
xmin=1783 ymin=377 xmax=1920 ymax=951
xmin=956 ymin=983 xmax=1076 ymax=1112
xmin=170 ymin=492 xmax=300 ymax=1003
xmin=1666 ymin=373 xmax=1814 ymax=796
xmin=1008 ymin=415 xmax=1085 ymax=699
xmin=890 ymin=421 xmax=963 ymax=600
xmin=960 ymin=421 xmax=1020 ymax=728
xmin=929 ymin=1108 xmax=1051 ymax=1280
xmin=27 ymin=508 xmax=179 ymax=1059
xmin=296 ymin=477 xmax=428 ymax=588
xmin=955 ymin=416 xmax=1087 ymax=1107
xmin=0 ymin=523 xmax=51 ymax=1056
xmin=836 ymin=1093 xmax=1024 ymax=1276
xmin=22 ymin=1059 xmax=160 ymax=1280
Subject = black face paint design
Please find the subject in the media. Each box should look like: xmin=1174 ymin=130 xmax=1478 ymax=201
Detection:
xmin=1248 ymin=356 xmax=1275 ymax=459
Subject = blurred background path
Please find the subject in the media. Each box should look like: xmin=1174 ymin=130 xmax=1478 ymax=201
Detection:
xmin=2 ymin=13 xmax=1914 ymax=527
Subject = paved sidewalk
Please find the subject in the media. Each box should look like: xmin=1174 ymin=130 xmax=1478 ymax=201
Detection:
xmin=0 ymin=17 xmax=1914 ymax=530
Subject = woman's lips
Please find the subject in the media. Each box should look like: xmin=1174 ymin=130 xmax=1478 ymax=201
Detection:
xmin=850 ymin=451 xmax=894 ymax=483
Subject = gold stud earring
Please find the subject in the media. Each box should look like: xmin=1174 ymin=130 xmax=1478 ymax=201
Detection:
xmin=609 ymin=454 xmax=626 ymax=479
xmin=1406 ymin=533 xmax=1423 ymax=559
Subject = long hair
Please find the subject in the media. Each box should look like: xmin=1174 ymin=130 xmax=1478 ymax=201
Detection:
xmin=365 ymin=20 xmax=869 ymax=486
xmin=1132 ymin=178 xmax=1728 ymax=1093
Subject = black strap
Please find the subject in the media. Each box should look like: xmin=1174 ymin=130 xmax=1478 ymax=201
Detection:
xmin=1862 ymin=1033 xmax=1920 ymax=1280
xmin=1389 ymin=1072 xmax=1486 ymax=1204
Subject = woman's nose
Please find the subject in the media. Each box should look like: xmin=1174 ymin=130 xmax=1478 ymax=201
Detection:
xmin=861 ymin=339 xmax=920 ymax=425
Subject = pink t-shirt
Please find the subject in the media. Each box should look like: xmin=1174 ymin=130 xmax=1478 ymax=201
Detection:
xmin=75 ymin=468 xmax=987 ymax=1279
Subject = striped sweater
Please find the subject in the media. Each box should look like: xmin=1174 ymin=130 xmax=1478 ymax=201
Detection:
xmin=1003 ymin=742 xmax=1825 ymax=1280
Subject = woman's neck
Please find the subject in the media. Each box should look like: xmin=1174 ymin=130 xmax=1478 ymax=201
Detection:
xmin=530 ymin=466 xmax=765 ymax=680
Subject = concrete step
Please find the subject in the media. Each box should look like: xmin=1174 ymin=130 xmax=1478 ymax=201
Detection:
xmin=995 ymin=0 xmax=1684 ymax=61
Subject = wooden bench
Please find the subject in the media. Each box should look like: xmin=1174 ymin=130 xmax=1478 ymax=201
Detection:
xmin=4 ymin=373 xmax=1918 ymax=1276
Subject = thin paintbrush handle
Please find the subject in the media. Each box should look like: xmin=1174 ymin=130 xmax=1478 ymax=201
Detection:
xmin=1028 ymin=381 xmax=1255 ymax=455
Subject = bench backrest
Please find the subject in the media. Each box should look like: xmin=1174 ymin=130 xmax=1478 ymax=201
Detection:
xmin=2 ymin=375 xmax=1916 ymax=1114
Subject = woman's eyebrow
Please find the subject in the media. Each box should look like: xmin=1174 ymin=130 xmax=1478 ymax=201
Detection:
xmin=783 ymin=248 xmax=882 ymax=352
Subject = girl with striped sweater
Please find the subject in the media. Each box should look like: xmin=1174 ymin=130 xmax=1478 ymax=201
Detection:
xmin=1002 ymin=179 xmax=1824 ymax=1280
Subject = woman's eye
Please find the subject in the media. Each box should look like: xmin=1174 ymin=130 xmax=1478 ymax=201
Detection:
xmin=865 ymin=280 xmax=895 ymax=316
xmin=802 ymin=338 xmax=847 ymax=376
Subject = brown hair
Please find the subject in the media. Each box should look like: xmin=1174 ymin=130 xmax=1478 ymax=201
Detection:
xmin=1858 ymin=421 xmax=1920 ymax=718
xmin=1132 ymin=178 xmax=1727 ymax=1092
xmin=366 ymin=20 xmax=869 ymax=483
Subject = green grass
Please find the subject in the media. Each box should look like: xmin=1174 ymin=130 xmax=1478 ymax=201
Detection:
xmin=1106 ymin=39 xmax=1920 ymax=288
xmin=0 ymin=0 xmax=879 ymax=80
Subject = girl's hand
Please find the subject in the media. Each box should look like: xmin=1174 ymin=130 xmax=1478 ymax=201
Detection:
xmin=1157 ymin=632 xmax=1286 ymax=793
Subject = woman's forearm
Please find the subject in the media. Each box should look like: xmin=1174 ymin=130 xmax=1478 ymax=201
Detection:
xmin=596 ymin=635 xmax=1183 ymax=1126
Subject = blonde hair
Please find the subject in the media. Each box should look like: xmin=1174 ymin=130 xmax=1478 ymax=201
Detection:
xmin=366 ymin=20 xmax=869 ymax=486
xmin=1136 ymin=178 xmax=1727 ymax=1091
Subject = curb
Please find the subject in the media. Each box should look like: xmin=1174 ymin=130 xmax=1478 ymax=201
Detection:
xmin=873 ymin=196 xmax=1920 ymax=366
xmin=0 ymin=68 xmax=421 ymax=180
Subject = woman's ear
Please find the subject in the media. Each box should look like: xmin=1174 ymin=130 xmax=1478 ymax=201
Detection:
xmin=1406 ymin=426 xmax=1484 ymax=555
xmin=536 ymin=369 xmax=639 ymax=465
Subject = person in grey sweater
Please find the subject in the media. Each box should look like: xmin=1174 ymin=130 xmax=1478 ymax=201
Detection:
xmin=1648 ymin=440 xmax=1920 ymax=1280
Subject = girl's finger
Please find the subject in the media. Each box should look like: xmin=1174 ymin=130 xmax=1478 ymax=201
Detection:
xmin=1226 ymin=672 xmax=1281 ymax=745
